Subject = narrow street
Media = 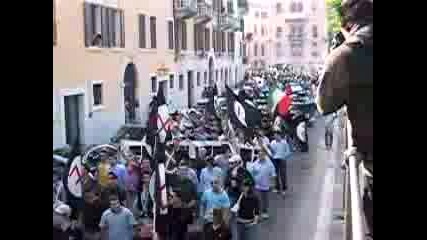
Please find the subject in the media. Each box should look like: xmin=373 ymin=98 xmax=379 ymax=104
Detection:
xmin=253 ymin=117 xmax=345 ymax=240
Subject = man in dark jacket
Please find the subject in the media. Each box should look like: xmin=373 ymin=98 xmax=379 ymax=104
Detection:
xmin=316 ymin=0 xmax=373 ymax=237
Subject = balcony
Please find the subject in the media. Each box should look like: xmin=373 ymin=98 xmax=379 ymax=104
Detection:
xmin=284 ymin=12 xmax=309 ymax=22
xmin=237 ymin=0 xmax=248 ymax=15
xmin=194 ymin=1 xmax=214 ymax=24
xmin=174 ymin=0 xmax=197 ymax=20
xmin=219 ymin=14 xmax=240 ymax=31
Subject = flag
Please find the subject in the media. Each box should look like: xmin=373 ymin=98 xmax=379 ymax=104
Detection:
xmin=62 ymin=142 xmax=84 ymax=210
xmin=226 ymin=85 xmax=262 ymax=130
xmin=146 ymin=87 xmax=171 ymax=236
xmin=269 ymin=87 xmax=293 ymax=117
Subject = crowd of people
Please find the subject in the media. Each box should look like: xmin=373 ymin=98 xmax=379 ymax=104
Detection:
xmin=54 ymin=0 xmax=373 ymax=239
xmin=53 ymin=123 xmax=296 ymax=240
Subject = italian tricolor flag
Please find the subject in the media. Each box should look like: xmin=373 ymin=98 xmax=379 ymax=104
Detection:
xmin=269 ymin=86 xmax=293 ymax=117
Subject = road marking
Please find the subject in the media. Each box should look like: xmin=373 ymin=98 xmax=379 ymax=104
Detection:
xmin=313 ymin=159 xmax=336 ymax=240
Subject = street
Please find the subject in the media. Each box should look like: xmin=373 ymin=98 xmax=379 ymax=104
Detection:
xmin=252 ymin=117 xmax=344 ymax=240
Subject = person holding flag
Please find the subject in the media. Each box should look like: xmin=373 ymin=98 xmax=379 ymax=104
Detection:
xmin=145 ymin=86 xmax=172 ymax=240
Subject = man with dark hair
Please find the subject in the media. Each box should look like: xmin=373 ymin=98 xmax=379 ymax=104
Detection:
xmin=316 ymin=0 xmax=373 ymax=237
xmin=99 ymin=194 xmax=138 ymax=240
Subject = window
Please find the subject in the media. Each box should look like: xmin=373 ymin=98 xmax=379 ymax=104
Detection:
xmin=181 ymin=21 xmax=187 ymax=50
xmin=227 ymin=1 xmax=234 ymax=14
xmin=261 ymin=12 xmax=268 ymax=18
xmin=150 ymin=16 xmax=157 ymax=48
xmin=290 ymin=2 xmax=297 ymax=12
xmin=276 ymin=3 xmax=282 ymax=14
xmin=254 ymin=25 xmax=257 ymax=35
xmin=194 ymin=24 xmax=198 ymax=51
xmin=93 ymin=82 xmax=103 ymax=106
xmin=168 ymin=20 xmax=174 ymax=49
xmin=53 ymin=0 xmax=57 ymax=45
xmin=151 ymin=76 xmax=157 ymax=93
xmin=261 ymin=26 xmax=265 ymax=36
xmin=228 ymin=32 xmax=235 ymax=54
xmin=255 ymin=11 xmax=259 ymax=18
xmin=139 ymin=14 xmax=146 ymax=48
xmin=169 ymin=74 xmax=174 ymax=89
xmin=312 ymin=41 xmax=317 ymax=47
xmin=205 ymin=28 xmax=210 ymax=51
xmin=276 ymin=27 xmax=283 ymax=38
xmin=312 ymin=25 xmax=318 ymax=38
xmin=254 ymin=43 xmax=258 ymax=56
xmin=311 ymin=51 xmax=319 ymax=57
xmin=196 ymin=72 xmax=201 ymax=86
xmin=179 ymin=74 xmax=184 ymax=90
xmin=221 ymin=31 xmax=226 ymax=52
xmin=83 ymin=3 xmax=124 ymax=48
xmin=204 ymin=71 xmax=208 ymax=85
xmin=213 ymin=30 xmax=217 ymax=52
xmin=297 ymin=2 xmax=303 ymax=12
xmin=261 ymin=44 xmax=265 ymax=56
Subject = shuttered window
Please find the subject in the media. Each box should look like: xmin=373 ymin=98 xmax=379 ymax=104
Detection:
xmin=168 ymin=21 xmax=174 ymax=49
xmin=221 ymin=31 xmax=225 ymax=52
xmin=213 ymin=30 xmax=217 ymax=52
xmin=194 ymin=24 xmax=198 ymax=51
xmin=205 ymin=28 xmax=210 ymax=51
xmin=150 ymin=16 xmax=157 ymax=48
xmin=181 ymin=21 xmax=187 ymax=50
xmin=139 ymin=14 xmax=146 ymax=48
xmin=83 ymin=2 xmax=125 ymax=48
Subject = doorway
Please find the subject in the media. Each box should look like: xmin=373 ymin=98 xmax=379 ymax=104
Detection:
xmin=159 ymin=80 xmax=168 ymax=102
xmin=187 ymin=71 xmax=194 ymax=108
xmin=124 ymin=63 xmax=137 ymax=124
xmin=64 ymin=94 xmax=84 ymax=146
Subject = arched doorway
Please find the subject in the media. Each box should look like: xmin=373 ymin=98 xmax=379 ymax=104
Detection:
xmin=123 ymin=63 xmax=137 ymax=124
xmin=208 ymin=57 xmax=214 ymax=86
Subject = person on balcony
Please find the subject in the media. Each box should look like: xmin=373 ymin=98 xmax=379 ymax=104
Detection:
xmin=316 ymin=0 xmax=373 ymax=237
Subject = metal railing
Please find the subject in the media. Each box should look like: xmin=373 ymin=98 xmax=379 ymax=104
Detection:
xmin=342 ymin=112 xmax=366 ymax=240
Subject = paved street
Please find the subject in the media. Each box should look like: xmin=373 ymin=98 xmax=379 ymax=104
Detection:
xmin=252 ymin=118 xmax=345 ymax=240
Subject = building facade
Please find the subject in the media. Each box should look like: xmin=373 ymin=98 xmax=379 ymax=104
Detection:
xmin=53 ymin=0 xmax=247 ymax=149
xmin=244 ymin=0 xmax=327 ymax=69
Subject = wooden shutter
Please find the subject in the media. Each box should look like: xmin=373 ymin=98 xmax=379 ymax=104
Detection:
xmin=100 ymin=6 xmax=106 ymax=47
xmin=181 ymin=21 xmax=187 ymax=50
xmin=150 ymin=16 xmax=156 ymax=48
xmin=111 ymin=9 xmax=116 ymax=47
xmin=213 ymin=30 xmax=216 ymax=52
xmin=120 ymin=10 xmax=125 ymax=48
xmin=139 ymin=14 xmax=146 ymax=48
xmin=205 ymin=28 xmax=209 ymax=51
xmin=194 ymin=23 xmax=198 ymax=51
xmin=83 ymin=2 xmax=93 ymax=47
xmin=168 ymin=21 xmax=174 ymax=49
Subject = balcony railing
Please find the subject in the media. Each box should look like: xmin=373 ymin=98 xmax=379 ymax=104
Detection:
xmin=342 ymin=110 xmax=367 ymax=240
xmin=195 ymin=1 xmax=214 ymax=24
xmin=174 ymin=0 xmax=197 ymax=19
xmin=219 ymin=14 xmax=240 ymax=31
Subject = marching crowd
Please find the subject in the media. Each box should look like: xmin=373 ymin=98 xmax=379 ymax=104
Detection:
xmin=53 ymin=125 xmax=295 ymax=240
xmin=54 ymin=0 xmax=373 ymax=239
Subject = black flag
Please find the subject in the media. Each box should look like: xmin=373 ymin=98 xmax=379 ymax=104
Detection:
xmin=62 ymin=142 xmax=84 ymax=210
xmin=226 ymin=85 xmax=262 ymax=130
xmin=146 ymin=87 xmax=170 ymax=236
